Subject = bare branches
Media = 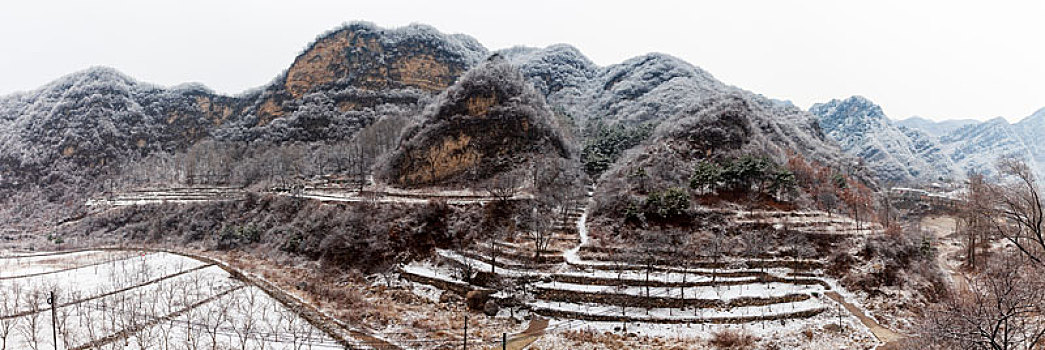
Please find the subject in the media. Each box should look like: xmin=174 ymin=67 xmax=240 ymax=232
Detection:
xmin=920 ymin=256 xmax=1045 ymax=350
xmin=992 ymin=158 xmax=1045 ymax=266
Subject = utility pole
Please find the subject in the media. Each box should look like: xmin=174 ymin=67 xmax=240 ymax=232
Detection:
xmin=502 ymin=332 xmax=507 ymax=350
xmin=48 ymin=290 xmax=57 ymax=350
xmin=837 ymin=302 xmax=842 ymax=331
xmin=463 ymin=314 xmax=468 ymax=350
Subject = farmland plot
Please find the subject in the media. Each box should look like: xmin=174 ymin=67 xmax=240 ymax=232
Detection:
xmin=0 ymin=250 xmax=341 ymax=350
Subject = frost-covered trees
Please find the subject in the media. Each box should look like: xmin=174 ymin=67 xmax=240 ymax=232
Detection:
xmin=380 ymin=57 xmax=571 ymax=188
xmin=920 ymin=256 xmax=1045 ymax=350
xmin=581 ymin=121 xmax=654 ymax=177
xmin=991 ymin=158 xmax=1045 ymax=265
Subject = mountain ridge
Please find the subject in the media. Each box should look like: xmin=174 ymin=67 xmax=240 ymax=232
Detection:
xmin=1 ymin=21 xmax=868 ymax=200
xmin=813 ymin=96 xmax=1045 ymax=183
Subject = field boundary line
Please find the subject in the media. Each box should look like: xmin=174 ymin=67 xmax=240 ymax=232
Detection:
xmin=0 ymin=263 xmax=215 ymax=320
xmin=68 ymin=285 xmax=244 ymax=350
xmin=0 ymin=251 xmax=145 ymax=280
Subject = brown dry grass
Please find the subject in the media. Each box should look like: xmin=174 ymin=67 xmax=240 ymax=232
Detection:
xmin=709 ymin=329 xmax=758 ymax=349
xmin=202 ymin=249 xmax=520 ymax=347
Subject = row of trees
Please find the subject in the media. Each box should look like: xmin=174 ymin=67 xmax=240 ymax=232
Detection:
xmin=786 ymin=153 xmax=874 ymax=227
xmin=119 ymin=115 xmax=410 ymax=189
xmin=1 ymin=259 xmax=330 ymax=350
xmin=689 ymin=155 xmax=797 ymax=201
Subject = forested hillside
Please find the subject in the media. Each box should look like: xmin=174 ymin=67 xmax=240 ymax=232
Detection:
xmin=0 ymin=21 xmax=869 ymax=239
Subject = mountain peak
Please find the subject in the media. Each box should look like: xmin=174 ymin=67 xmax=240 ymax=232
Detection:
xmin=380 ymin=59 xmax=569 ymax=187
xmin=1021 ymin=107 xmax=1045 ymax=123
xmin=810 ymin=95 xmax=887 ymax=127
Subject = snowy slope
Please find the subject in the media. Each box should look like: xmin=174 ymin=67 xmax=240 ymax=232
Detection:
xmin=501 ymin=46 xmax=860 ymax=179
xmin=810 ymin=96 xmax=958 ymax=184
xmin=812 ymin=96 xmax=1045 ymax=183
xmin=895 ymin=116 xmax=979 ymax=138
xmin=938 ymin=110 xmax=1045 ymax=180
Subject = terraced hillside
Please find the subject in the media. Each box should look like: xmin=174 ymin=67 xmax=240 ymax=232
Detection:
xmin=399 ymin=189 xmax=887 ymax=348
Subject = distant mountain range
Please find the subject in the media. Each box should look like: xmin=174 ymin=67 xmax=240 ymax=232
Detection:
xmin=894 ymin=117 xmax=979 ymax=138
xmin=810 ymin=96 xmax=1045 ymax=184
xmin=0 ymin=21 xmax=864 ymax=197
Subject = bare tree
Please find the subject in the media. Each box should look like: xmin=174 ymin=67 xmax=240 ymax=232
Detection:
xmin=0 ymin=282 xmax=22 ymax=350
xmin=960 ymin=173 xmax=992 ymax=268
xmin=232 ymin=288 xmax=260 ymax=350
xmin=17 ymin=288 xmax=43 ymax=350
xmin=992 ymin=158 xmax=1045 ymax=266
xmin=527 ymin=203 xmax=555 ymax=263
xmin=921 ymin=256 xmax=1045 ymax=349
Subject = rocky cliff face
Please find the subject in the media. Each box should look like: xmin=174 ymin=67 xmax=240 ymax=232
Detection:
xmin=0 ymin=68 xmax=250 ymax=187
xmin=938 ymin=113 xmax=1045 ymax=180
xmin=1 ymin=21 xmax=869 ymax=196
xmin=379 ymin=58 xmax=571 ymax=187
xmin=0 ymin=22 xmax=489 ymax=188
xmin=251 ymin=23 xmax=486 ymax=125
xmin=810 ymin=96 xmax=958 ymax=184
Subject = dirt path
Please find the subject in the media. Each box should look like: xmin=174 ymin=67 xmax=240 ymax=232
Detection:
xmin=492 ymin=318 xmax=549 ymax=350
xmin=825 ymin=292 xmax=902 ymax=346
xmin=920 ymin=216 xmax=971 ymax=293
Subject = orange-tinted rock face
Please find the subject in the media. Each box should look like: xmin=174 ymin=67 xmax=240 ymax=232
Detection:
xmin=393 ymin=54 xmax=458 ymax=92
xmin=282 ymin=29 xmax=469 ymax=100
xmin=465 ymin=94 xmax=497 ymax=117
xmin=256 ymin=99 xmax=283 ymax=126
xmin=254 ymin=25 xmax=482 ymax=127
xmin=195 ymin=96 xmax=235 ymax=126
xmin=284 ymin=31 xmax=356 ymax=99
xmin=398 ymin=133 xmax=480 ymax=185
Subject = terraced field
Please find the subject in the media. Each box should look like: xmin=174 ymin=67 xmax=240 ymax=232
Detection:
xmin=400 ymin=189 xmax=890 ymax=347
xmin=0 ymin=250 xmax=377 ymax=350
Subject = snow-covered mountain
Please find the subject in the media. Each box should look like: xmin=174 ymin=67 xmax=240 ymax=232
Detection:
xmin=812 ymin=96 xmax=1045 ymax=184
xmin=501 ymin=46 xmax=864 ymax=183
xmin=0 ymin=22 xmax=870 ymax=195
xmin=895 ymin=116 xmax=979 ymax=138
xmin=938 ymin=108 xmax=1045 ymax=180
xmin=809 ymin=96 xmax=958 ymax=185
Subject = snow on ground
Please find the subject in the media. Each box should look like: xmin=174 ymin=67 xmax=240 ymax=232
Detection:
xmin=562 ymin=197 xmax=591 ymax=265
xmin=530 ymin=295 xmax=828 ymax=321
xmin=534 ymin=281 xmax=823 ymax=300
xmin=534 ymin=308 xmax=878 ymax=350
xmin=120 ymin=285 xmax=346 ymax=350
xmin=0 ymin=250 xmax=114 ymax=277
xmin=0 ymin=251 xmax=338 ymax=350
xmin=554 ymin=268 xmax=763 ymax=284
xmin=1 ymin=252 xmax=206 ymax=298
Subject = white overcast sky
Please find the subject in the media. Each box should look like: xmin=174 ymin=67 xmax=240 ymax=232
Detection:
xmin=1 ymin=0 xmax=1043 ymax=121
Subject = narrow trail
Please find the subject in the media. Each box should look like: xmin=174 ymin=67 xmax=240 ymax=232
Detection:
xmin=563 ymin=184 xmax=903 ymax=348
xmin=825 ymin=292 xmax=903 ymax=346
xmin=495 ymin=318 xmax=550 ymax=350
xmin=561 ymin=191 xmax=592 ymax=266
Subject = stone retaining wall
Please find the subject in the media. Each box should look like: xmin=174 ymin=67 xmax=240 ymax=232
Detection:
xmin=534 ymin=288 xmax=811 ymax=309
